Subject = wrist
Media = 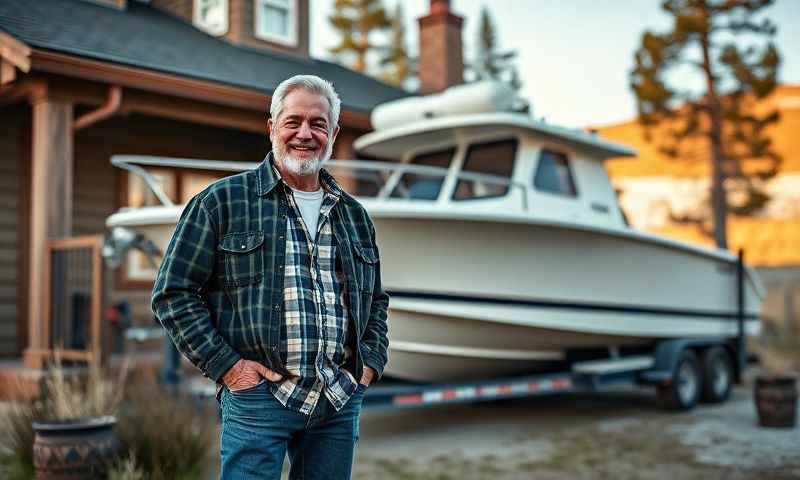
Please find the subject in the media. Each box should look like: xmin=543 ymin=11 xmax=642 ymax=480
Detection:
xmin=222 ymin=359 xmax=243 ymax=385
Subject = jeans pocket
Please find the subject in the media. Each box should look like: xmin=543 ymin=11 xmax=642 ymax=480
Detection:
xmin=228 ymin=379 xmax=267 ymax=396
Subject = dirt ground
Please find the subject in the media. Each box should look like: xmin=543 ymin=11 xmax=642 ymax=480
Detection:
xmin=351 ymin=379 xmax=800 ymax=480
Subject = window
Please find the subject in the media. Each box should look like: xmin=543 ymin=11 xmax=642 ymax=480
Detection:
xmin=391 ymin=148 xmax=454 ymax=200
xmin=452 ymin=139 xmax=517 ymax=201
xmin=533 ymin=149 xmax=578 ymax=197
xmin=194 ymin=0 xmax=228 ymax=36
xmin=127 ymin=168 xmax=177 ymax=208
xmin=255 ymin=0 xmax=298 ymax=46
xmin=122 ymin=168 xmax=226 ymax=285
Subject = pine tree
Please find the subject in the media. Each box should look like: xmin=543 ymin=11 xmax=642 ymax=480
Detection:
xmin=329 ymin=0 xmax=392 ymax=74
xmin=379 ymin=3 xmax=412 ymax=87
xmin=469 ymin=7 xmax=520 ymax=90
xmin=630 ymin=0 xmax=781 ymax=249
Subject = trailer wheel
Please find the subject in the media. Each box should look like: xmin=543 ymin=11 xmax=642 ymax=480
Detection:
xmin=658 ymin=350 xmax=700 ymax=411
xmin=700 ymin=346 xmax=733 ymax=404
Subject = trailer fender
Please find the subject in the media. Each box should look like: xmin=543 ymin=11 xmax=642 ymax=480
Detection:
xmin=640 ymin=339 xmax=733 ymax=386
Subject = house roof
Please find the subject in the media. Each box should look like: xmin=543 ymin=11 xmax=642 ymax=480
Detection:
xmin=653 ymin=218 xmax=800 ymax=268
xmin=595 ymin=84 xmax=800 ymax=177
xmin=0 ymin=0 xmax=408 ymax=114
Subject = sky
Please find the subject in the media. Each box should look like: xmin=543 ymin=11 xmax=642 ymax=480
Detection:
xmin=310 ymin=0 xmax=800 ymax=129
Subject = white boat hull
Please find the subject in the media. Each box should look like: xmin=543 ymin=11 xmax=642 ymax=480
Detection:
xmin=108 ymin=206 xmax=762 ymax=382
xmin=366 ymin=210 xmax=761 ymax=381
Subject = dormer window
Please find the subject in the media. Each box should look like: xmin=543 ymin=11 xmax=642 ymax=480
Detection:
xmin=255 ymin=0 xmax=298 ymax=46
xmin=194 ymin=0 xmax=228 ymax=36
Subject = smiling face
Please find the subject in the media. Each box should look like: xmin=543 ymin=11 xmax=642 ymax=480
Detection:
xmin=268 ymin=88 xmax=339 ymax=179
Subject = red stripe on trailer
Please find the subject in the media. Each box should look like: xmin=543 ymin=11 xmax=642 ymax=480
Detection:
xmin=528 ymin=382 xmax=540 ymax=392
xmin=394 ymin=394 xmax=423 ymax=405
xmin=442 ymin=390 xmax=458 ymax=400
xmin=552 ymin=378 xmax=571 ymax=389
xmin=498 ymin=385 xmax=513 ymax=394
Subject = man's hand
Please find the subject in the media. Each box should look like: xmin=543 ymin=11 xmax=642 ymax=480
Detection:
xmin=223 ymin=359 xmax=282 ymax=392
xmin=359 ymin=366 xmax=375 ymax=387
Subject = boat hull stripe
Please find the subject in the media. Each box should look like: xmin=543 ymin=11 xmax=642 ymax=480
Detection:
xmin=386 ymin=289 xmax=759 ymax=321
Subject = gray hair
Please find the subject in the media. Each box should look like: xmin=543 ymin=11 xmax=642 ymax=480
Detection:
xmin=269 ymin=75 xmax=341 ymax=131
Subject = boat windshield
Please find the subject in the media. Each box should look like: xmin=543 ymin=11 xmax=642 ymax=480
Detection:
xmin=326 ymin=160 xmax=450 ymax=200
xmin=326 ymin=158 xmax=526 ymax=207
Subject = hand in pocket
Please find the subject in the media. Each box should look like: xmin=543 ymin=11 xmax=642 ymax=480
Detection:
xmin=223 ymin=359 xmax=282 ymax=392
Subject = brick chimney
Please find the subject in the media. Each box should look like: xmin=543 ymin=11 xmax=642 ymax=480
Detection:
xmin=417 ymin=0 xmax=464 ymax=94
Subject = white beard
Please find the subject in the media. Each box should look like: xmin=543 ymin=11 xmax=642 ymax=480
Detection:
xmin=273 ymin=135 xmax=334 ymax=177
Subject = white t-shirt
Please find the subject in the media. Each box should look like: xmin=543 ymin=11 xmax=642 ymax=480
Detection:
xmin=290 ymin=187 xmax=325 ymax=240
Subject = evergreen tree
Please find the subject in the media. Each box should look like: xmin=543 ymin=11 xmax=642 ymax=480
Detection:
xmin=631 ymin=0 xmax=781 ymax=249
xmin=380 ymin=3 xmax=413 ymax=87
xmin=329 ymin=0 xmax=392 ymax=74
xmin=469 ymin=7 xmax=520 ymax=90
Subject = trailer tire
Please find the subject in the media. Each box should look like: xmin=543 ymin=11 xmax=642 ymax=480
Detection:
xmin=658 ymin=349 xmax=701 ymax=411
xmin=700 ymin=346 xmax=733 ymax=404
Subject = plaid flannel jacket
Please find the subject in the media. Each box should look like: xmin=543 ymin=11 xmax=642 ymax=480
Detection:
xmin=151 ymin=153 xmax=390 ymax=387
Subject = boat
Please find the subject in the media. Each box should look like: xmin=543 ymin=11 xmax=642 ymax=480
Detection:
xmin=106 ymin=81 xmax=763 ymax=382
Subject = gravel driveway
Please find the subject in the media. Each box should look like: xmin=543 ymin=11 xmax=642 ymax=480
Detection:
xmin=353 ymin=379 xmax=799 ymax=480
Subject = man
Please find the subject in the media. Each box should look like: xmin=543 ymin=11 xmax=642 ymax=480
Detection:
xmin=151 ymin=74 xmax=390 ymax=479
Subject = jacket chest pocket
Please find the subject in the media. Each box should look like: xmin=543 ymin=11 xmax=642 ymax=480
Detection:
xmin=353 ymin=243 xmax=377 ymax=293
xmin=218 ymin=231 xmax=265 ymax=287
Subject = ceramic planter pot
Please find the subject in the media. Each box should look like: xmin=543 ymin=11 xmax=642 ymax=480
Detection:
xmin=32 ymin=415 xmax=119 ymax=479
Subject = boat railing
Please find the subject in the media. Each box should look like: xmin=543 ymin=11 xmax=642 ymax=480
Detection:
xmin=110 ymin=155 xmax=529 ymax=211
xmin=111 ymin=155 xmax=260 ymax=207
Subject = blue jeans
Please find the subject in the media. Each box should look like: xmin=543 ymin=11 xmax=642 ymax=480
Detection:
xmin=219 ymin=381 xmax=366 ymax=480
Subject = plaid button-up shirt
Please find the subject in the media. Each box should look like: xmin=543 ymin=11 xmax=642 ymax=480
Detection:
xmin=151 ymin=153 xmax=389 ymax=402
xmin=273 ymin=171 xmax=358 ymax=414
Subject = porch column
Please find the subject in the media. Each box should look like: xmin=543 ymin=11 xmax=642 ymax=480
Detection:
xmin=333 ymin=128 xmax=358 ymax=193
xmin=23 ymin=96 xmax=73 ymax=368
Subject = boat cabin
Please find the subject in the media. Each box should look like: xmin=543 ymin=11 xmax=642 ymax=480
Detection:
xmin=325 ymin=81 xmax=637 ymax=231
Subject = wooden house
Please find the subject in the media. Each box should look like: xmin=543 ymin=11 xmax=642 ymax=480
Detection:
xmin=0 ymin=0 xmax=417 ymax=366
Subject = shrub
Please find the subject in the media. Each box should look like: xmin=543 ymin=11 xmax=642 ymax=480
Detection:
xmin=0 ymin=393 xmax=42 ymax=480
xmin=0 ymin=356 xmax=216 ymax=480
xmin=116 ymin=372 xmax=216 ymax=480
xmin=107 ymin=453 xmax=146 ymax=480
xmin=42 ymin=352 xmax=128 ymax=420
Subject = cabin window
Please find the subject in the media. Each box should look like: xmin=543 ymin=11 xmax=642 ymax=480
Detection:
xmin=533 ymin=149 xmax=577 ymax=197
xmin=125 ymin=169 xmax=226 ymax=208
xmin=452 ymin=139 xmax=517 ymax=201
xmin=126 ymin=168 xmax=178 ymax=208
xmin=390 ymin=148 xmax=454 ymax=200
xmin=122 ymin=168 xmax=227 ymax=286
xmin=255 ymin=0 xmax=298 ymax=46
xmin=193 ymin=0 xmax=229 ymax=36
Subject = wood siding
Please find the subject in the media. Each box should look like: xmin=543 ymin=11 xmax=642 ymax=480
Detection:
xmin=228 ymin=0 xmax=310 ymax=57
xmin=149 ymin=0 xmax=192 ymax=22
xmin=0 ymin=107 xmax=25 ymax=356
xmin=150 ymin=0 xmax=311 ymax=58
